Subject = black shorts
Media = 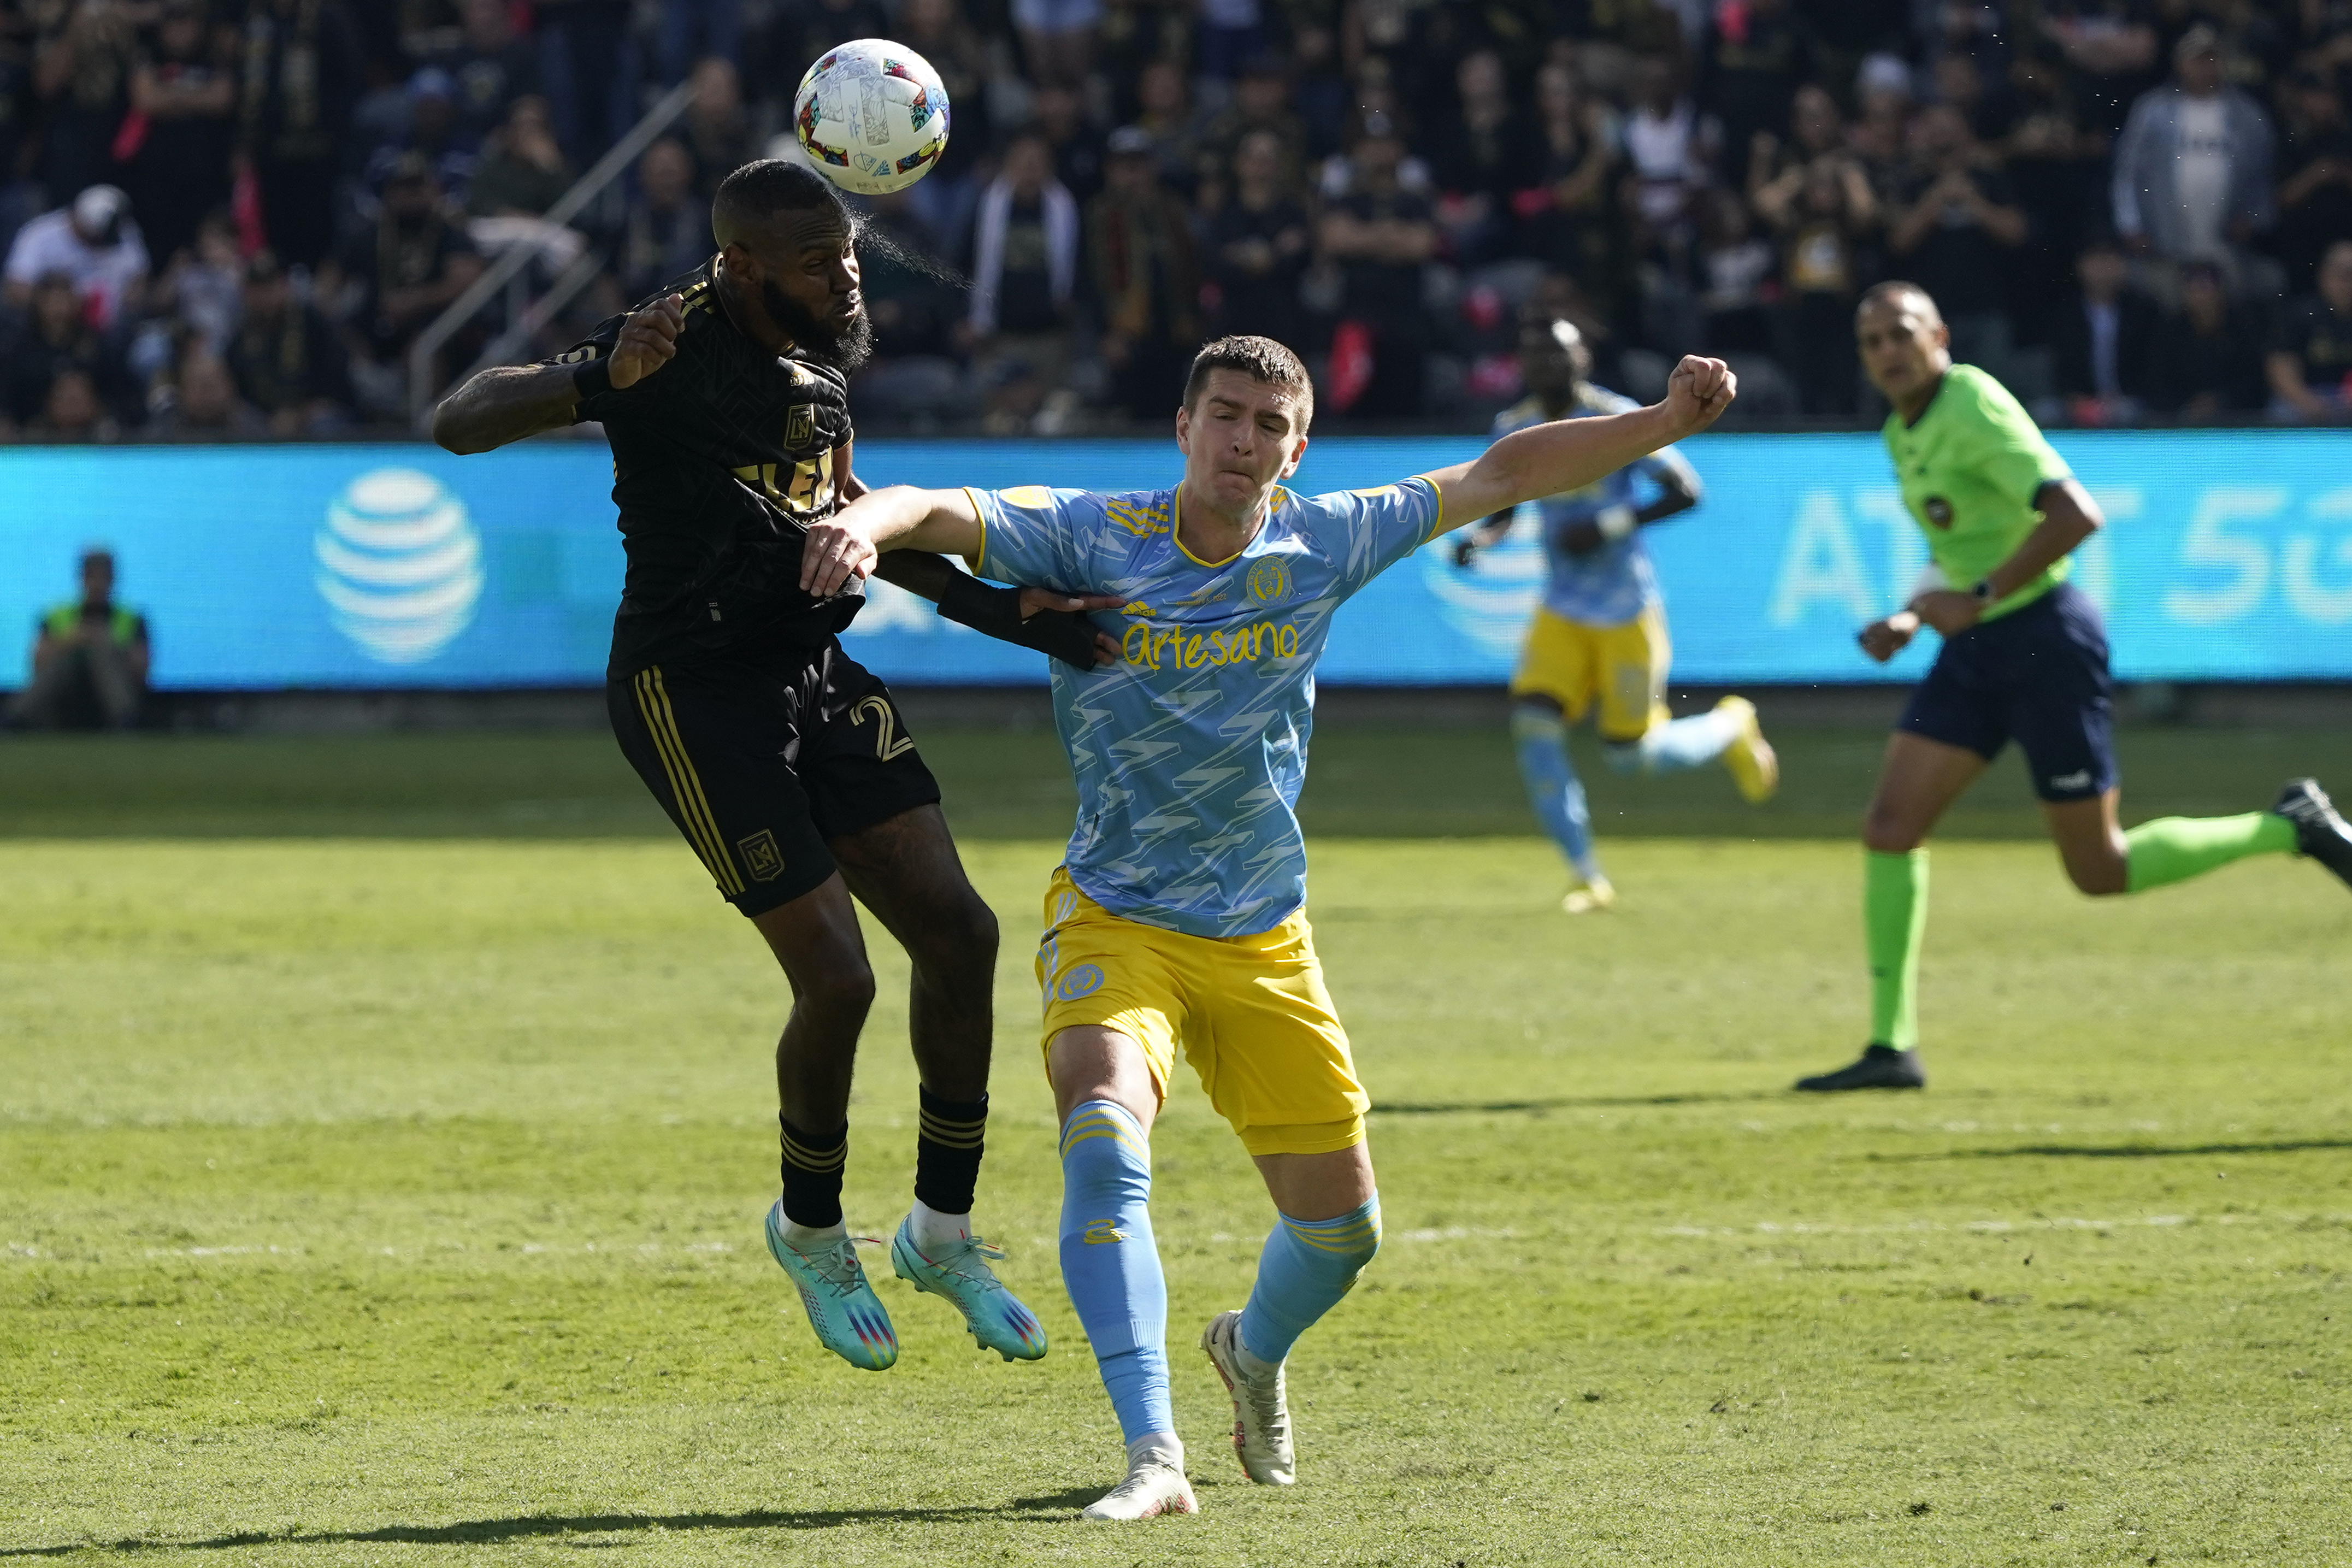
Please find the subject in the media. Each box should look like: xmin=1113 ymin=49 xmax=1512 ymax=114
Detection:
xmin=608 ymin=641 xmax=942 ymax=916
xmin=1896 ymin=582 xmax=2118 ymax=804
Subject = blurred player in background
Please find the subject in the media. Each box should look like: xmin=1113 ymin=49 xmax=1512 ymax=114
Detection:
xmin=1458 ymin=316 xmax=1778 ymax=911
xmin=433 ymin=160 xmax=1120 ymax=1373
xmin=797 ymin=335 xmax=1737 ymax=1520
xmin=1797 ymin=282 xmax=2352 ymax=1093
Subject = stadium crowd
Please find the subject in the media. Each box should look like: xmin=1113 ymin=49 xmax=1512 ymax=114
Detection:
xmin=6 ymin=0 xmax=2352 ymax=436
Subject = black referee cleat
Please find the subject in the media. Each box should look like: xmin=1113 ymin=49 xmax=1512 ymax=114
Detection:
xmin=1794 ymin=1045 xmax=1926 ymax=1092
xmin=2275 ymin=779 xmax=2352 ymax=892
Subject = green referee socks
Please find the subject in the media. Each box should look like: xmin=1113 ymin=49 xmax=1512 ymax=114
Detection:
xmin=2124 ymin=812 xmax=2298 ymax=893
xmin=1865 ymin=849 xmax=1930 ymax=1050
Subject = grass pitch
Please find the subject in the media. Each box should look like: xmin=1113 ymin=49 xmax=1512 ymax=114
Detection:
xmin=4 ymin=719 xmax=2349 ymax=1565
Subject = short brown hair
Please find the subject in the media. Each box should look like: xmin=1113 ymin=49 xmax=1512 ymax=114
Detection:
xmin=1183 ymin=335 xmax=1314 ymax=429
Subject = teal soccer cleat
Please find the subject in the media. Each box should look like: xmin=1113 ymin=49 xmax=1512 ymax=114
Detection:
xmin=889 ymin=1217 xmax=1050 ymax=1361
xmin=764 ymin=1201 xmax=898 ymax=1371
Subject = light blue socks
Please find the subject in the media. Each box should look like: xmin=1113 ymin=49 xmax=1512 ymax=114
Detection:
xmin=1058 ymin=1101 xmax=1172 ymax=1444
xmin=1236 ymin=1196 xmax=1383 ymax=1366
xmin=1512 ymin=708 xmax=1600 ymax=882
xmin=1604 ymin=708 xmax=1741 ymax=776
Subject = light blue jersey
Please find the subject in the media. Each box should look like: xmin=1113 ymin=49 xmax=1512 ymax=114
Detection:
xmin=968 ymin=478 xmax=1442 ymax=938
xmin=1493 ymin=387 xmax=1698 ymax=628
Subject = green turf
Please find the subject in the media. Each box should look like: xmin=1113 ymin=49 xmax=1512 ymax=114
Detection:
xmin=4 ymin=723 xmax=2349 ymax=1565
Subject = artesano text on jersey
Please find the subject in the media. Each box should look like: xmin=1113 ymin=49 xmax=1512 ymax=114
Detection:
xmin=969 ymin=479 xmax=1441 ymax=938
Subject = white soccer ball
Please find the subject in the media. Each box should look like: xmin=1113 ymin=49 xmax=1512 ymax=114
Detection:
xmin=792 ymin=40 xmax=951 ymax=196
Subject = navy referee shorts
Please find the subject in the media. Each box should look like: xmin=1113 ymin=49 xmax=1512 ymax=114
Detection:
xmin=1896 ymin=582 xmax=2118 ymax=804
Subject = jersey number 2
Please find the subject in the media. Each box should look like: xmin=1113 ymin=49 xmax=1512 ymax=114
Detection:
xmin=852 ymin=697 xmax=915 ymax=761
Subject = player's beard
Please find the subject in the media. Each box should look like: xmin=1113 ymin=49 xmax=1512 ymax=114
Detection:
xmin=763 ymin=276 xmax=874 ymax=377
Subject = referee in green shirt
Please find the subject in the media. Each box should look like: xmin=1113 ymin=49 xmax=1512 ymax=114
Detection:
xmin=1796 ymin=282 xmax=2352 ymax=1092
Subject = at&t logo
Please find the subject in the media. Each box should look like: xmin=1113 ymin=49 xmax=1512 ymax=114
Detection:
xmin=314 ymin=469 xmax=484 ymax=664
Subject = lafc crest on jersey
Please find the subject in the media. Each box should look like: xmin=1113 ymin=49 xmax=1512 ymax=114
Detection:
xmin=785 ymin=404 xmax=815 ymax=446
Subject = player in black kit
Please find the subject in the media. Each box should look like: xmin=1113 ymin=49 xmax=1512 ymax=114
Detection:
xmin=432 ymin=160 xmax=1117 ymax=1372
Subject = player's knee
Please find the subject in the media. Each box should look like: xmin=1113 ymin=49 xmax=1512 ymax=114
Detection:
xmin=1861 ymin=802 xmax=1924 ymax=854
xmin=1601 ymin=739 xmax=1644 ymax=776
xmin=915 ymin=885 xmax=998 ymax=978
xmin=796 ymin=955 xmax=877 ymax=1020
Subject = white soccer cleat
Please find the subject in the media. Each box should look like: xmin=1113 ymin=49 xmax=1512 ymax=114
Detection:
xmin=1080 ymin=1441 xmax=1197 ymax=1522
xmin=1200 ymin=1308 xmax=1295 ymax=1485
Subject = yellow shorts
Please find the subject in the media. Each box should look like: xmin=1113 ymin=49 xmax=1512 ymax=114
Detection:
xmin=1034 ymin=868 xmax=1368 ymax=1156
xmin=1510 ymin=605 xmax=1672 ymax=741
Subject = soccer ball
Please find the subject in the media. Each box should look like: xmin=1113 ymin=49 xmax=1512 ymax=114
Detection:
xmin=792 ymin=40 xmax=951 ymax=196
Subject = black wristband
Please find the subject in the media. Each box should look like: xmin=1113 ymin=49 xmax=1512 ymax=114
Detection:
xmin=571 ymin=356 xmax=612 ymax=403
xmin=933 ymin=575 xmax=1104 ymax=671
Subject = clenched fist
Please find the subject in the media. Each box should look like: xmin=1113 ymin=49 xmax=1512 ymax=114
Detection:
xmin=609 ymin=294 xmax=685 ymax=390
xmin=1663 ymin=355 xmax=1737 ymax=437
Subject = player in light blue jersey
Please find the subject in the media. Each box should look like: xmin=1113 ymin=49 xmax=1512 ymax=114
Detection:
xmin=1457 ymin=317 xmax=1779 ymax=911
xmin=796 ymin=334 xmax=1737 ymax=1520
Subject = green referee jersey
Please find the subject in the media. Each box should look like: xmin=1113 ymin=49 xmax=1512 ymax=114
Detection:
xmin=1881 ymin=363 xmax=2074 ymax=621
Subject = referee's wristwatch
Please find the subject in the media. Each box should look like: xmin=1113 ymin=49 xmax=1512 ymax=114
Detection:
xmin=1970 ymin=577 xmax=1997 ymax=606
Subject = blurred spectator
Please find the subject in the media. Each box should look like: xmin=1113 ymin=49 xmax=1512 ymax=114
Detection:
xmin=765 ymin=0 xmax=893 ymax=117
xmin=30 ymin=365 xmax=114 ymax=438
xmin=467 ymin=96 xmax=571 ymax=217
xmin=1887 ymin=103 xmax=2026 ymax=374
xmin=1091 ymin=126 xmax=1199 ymax=421
xmin=1847 ymin=51 xmax=1915 ymax=208
xmin=1016 ymin=0 xmax=1099 ymax=87
xmin=144 ymin=210 xmax=245 ymax=378
xmin=2143 ymin=260 xmax=2263 ymax=418
xmin=1745 ymin=81 xmax=1843 ymax=200
xmin=1034 ymin=82 xmax=1107 ymax=207
xmin=608 ymin=138 xmax=706 ymax=303
xmin=679 ymin=58 xmax=753 ymax=203
xmin=852 ymin=190 xmax=963 ymax=421
xmin=320 ymin=155 xmax=484 ymax=391
xmin=4 ymin=184 xmax=148 ymax=326
xmin=1133 ymin=58 xmax=1206 ymax=191
xmin=1622 ymin=55 xmax=1717 ymax=245
xmin=2051 ymin=238 xmax=2158 ymax=420
xmin=2 ymin=269 xmax=131 ymax=432
xmin=1429 ymin=50 xmax=1524 ymax=266
xmin=227 ymin=250 xmax=355 ymax=435
xmin=966 ymin=132 xmax=1080 ymax=393
xmin=2037 ymin=0 xmax=2159 ymax=138
xmin=437 ymin=0 xmax=540 ymax=148
xmin=6 ymin=549 xmax=148 ymax=731
xmin=1195 ymin=0 xmax=1263 ymax=86
xmin=1758 ymin=151 xmax=1872 ymax=415
xmin=122 ymin=0 xmax=237 ymax=266
xmin=2272 ymin=66 xmax=2352 ymax=293
xmin=1205 ymin=127 xmax=1309 ymax=343
xmin=1695 ymin=190 xmax=1773 ymax=356
xmin=1514 ymin=62 xmax=1620 ymax=323
xmin=1319 ymin=119 xmax=1436 ymax=417
xmin=240 ymin=0 xmax=362 ymax=270
xmin=1288 ymin=22 xmax=1350 ymax=158
xmin=30 ymin=0 xmax=134 ymax=209
xmin=1931 ymin=51 xmax=2010 ymax=146
xmin=1201 ymin=55 xmax=1305 ymax=192
xmin=1695 ymin=0 xmax=1815 ymax=178
xmin=659 ymin=0 xmax=742 ymax=89
xmin=152 ymin=344 xmax=265 ymax=435
xmin=536 ymin=0 xmax=636 ymax=164
xmin=2004 ymin=52 xmax=2111 ymax=350
xmin=2266 ymin=238 xmax=2352 ymax=419
xmin=2111 ymin=25 xmax=2274 ymax=269
xmin=367 ymin=68 xmax=479 ymax=209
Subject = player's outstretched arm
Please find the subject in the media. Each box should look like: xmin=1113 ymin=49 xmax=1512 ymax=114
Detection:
xmin=1420 ymin=356 xmax=1735 ymax=531
xmin=874 ymin=551 xmax=1123 ymax=669
xmin=799 ymin=485 xmax=984 ymax=594
xmin=431 ymin=294 xmax=684 ymax=455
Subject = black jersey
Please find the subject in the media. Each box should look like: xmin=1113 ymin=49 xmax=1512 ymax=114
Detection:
xmin=547 ymin=260 xmax=860 ymax=677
